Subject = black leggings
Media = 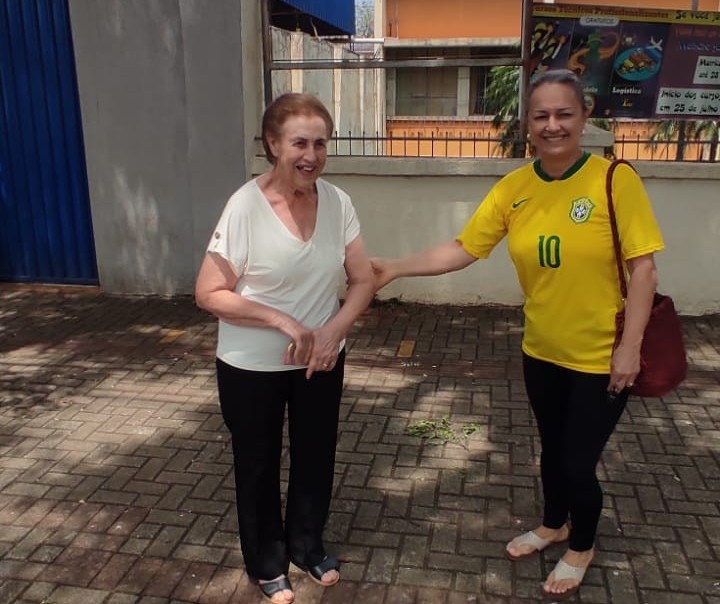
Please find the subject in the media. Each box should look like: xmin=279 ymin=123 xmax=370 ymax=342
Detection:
xmin=523 ymin=353 xmax=629 ymax=552
xmin=216 ymin=351 xmax=345 ymax=580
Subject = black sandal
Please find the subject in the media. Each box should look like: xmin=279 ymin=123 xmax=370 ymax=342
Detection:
xmin=294 ymin=555 xmax=340 ymax=586
xmin=253 ymin=575 xmax=294 ymax=602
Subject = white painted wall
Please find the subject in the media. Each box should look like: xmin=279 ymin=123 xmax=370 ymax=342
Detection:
xmin=254 ymin=156 xmax=720 ymax=316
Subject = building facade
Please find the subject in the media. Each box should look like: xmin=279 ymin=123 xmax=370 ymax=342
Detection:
xmin=378 ymin=0 xmax=720 ymax=159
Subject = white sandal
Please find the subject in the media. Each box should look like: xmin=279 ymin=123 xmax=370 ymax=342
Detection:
xmin=505 ymin=529 xmax=565 ymax=561
xmin=541 ymin=558 xmax=588 ymax=600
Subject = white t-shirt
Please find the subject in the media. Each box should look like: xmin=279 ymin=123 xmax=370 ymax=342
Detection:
xmin=207 ymin=177 xmax=361 ymax=371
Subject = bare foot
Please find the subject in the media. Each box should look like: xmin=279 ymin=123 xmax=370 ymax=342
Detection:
xmin=506 ymin=524 xmax=569 ymax=559
xmin=318 ymin=568 xmax=339 ymax=586
xmin=542 ymin=548 xmax=593 ymax=597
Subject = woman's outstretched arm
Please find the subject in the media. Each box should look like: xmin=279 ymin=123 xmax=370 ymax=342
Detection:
xmin=371 ymin=239 xmax=477 ymax=290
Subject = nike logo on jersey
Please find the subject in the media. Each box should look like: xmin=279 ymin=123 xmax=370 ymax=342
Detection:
xmin=512 ymin=197 xmax=530 ymax=208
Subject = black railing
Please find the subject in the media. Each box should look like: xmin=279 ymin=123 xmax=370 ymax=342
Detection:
xmin=327 ymin=132 xmax=526 ymax=158
xmin=613 ymin=133 xmax=719 ymax=162
xmin=256 ymin=133 xmax=719 ymax=162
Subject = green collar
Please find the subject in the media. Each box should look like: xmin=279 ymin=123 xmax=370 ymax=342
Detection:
xmin=533 ymin=151 xmax=591 ymax=182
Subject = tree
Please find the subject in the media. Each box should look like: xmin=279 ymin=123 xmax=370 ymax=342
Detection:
xmin=648 ymin=120 xmax=687 ymax=161
xmin=355 ymin=0 xmax=374 ymax=38
xmin=485 ymin=66 xmax=521 ymax=156
xmin=708 ymin=122 xmax=719 ymax=161
xmin=648 ymin=120 xmax=719 ymax=161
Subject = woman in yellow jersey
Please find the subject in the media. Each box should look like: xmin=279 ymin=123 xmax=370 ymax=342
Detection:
xmin=371 ymin=69 xmax=664 ymax=600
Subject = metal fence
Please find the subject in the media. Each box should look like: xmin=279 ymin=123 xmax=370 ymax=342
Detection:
xmin=329 ymin=132 xmax=520 ymax=158
xmin=612 ymin=133 xmax=719 ymax=162
xmin=302 ymin=132 xmax=719 ymax=162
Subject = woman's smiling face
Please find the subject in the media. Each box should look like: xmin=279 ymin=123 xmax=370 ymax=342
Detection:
xmin=267 ymin=114 xmax=329 ymax=190
xmin=527 ymin=81 xmax=588 ymax=164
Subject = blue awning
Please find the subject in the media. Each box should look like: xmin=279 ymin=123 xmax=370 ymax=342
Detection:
xmin=275 ymin=0 xmax=355 ymax=36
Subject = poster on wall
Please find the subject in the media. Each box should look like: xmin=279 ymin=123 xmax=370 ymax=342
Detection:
xmin=531 ymin=4 xmax=720 ymax=119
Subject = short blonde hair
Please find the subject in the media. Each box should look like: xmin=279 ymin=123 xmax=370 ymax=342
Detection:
xmin=527 ymin=69 xmax=588 ymax=113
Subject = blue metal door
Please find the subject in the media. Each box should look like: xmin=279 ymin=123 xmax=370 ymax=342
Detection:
xmin=0 ymin=0 xmax=97 ymax=284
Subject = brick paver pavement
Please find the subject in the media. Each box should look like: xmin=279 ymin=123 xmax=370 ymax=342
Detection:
xmin=1 ymin=284 xmax=719 ymax=604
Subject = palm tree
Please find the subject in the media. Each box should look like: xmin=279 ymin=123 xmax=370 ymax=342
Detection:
xmin=648 ymin=120 xmax=719 ymax=161
xmin=707 ymin=121 xmax=719 ymax=161
xmin=485 ymin=66 xmax=520 ymax=157
xmin=647 ymin=120 xmax=687 ymax=160
xmin=692 ymin=120 xmax=719 ymax=161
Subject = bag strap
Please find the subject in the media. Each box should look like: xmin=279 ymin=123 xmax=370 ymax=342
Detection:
xmin=606 ymin=159 xmax=636 ymax=300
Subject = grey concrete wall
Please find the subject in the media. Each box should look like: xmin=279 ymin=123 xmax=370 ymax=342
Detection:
xmin=267 ymin=27 xmax=382 ymax=156
xmin=240 ymin=2 xmax=264 ymax=179
xmin=69 ymin=0 xmax=249 ymax=295
xmin=253 ymin=156 xmax=720 ymax=316
xmin=271 ymin=28 xmax=292 ymax=96
xmin=337 ymin=47 xmax=362 ymax=139
xmin=302 ymin=36 xmax=334 ymax=104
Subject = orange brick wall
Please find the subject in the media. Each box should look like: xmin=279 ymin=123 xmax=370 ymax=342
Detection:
xmin=385 ymin=0 xmax=720 ymax=39
xmin=385 ymin=120 xmax=509 ymax=157
xmin=386 ymin=120 xmax=712 ymax=160
xmin=385 ymin=0 xmax=521 ymax=38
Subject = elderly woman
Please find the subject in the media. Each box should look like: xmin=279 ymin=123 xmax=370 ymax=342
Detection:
xmin=372 ymin=70 xmax=664 ymax=600
xmin=195 ymin=93 xmax=374 ymax=604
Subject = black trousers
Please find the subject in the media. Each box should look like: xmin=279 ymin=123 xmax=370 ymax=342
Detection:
xmin=216 ymin=350 xmax=345 ymax=581
xmin=523 ymin=353 xmax=629 ymax=552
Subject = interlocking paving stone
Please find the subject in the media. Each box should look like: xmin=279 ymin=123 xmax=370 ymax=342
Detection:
xmin=1 ymin=286 xmax=719 ymax=603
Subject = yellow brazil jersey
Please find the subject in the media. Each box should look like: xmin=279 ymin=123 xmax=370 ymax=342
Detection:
xmin=457 ymin=153 xmax=665 ymax=374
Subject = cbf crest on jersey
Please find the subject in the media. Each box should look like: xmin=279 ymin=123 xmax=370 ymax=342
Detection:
xmin=569 ymin=197 xmax=595 ymax=224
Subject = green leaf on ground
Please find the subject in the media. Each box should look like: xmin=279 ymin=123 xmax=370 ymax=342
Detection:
xmin=406 ymin=416 xmax=480 ymax=447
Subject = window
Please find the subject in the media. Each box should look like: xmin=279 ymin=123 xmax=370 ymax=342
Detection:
xmin=396 ymin=67 xmax=458 ymax=116
xmin=470 ymin=66 xmax=501 ymax=117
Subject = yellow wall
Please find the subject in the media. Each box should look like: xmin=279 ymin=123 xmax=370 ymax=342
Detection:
xmin=386 ymin=0 xmax=720 ymax=38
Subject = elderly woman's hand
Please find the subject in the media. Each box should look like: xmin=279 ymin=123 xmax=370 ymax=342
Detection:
xmin=284 ymin=324 xmax=314 ymax=367
xmin=304 ymin=324 xmax=342 ymax=379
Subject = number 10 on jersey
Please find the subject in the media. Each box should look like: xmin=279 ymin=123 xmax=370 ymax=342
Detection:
xmin=538 ymin=235 xmax=561 ymax=268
